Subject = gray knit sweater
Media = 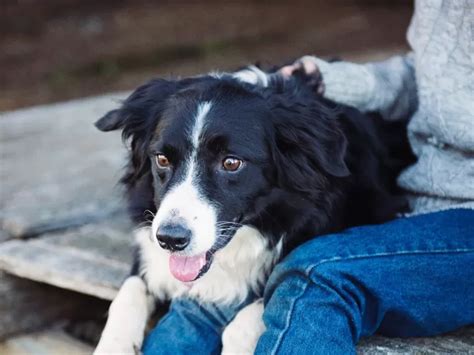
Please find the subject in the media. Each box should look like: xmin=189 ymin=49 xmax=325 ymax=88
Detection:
xmin=309 ymin=0 xmax=474 ymax=214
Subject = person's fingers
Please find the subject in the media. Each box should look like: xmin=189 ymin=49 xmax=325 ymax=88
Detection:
xmin=278 ymin=57 xmax=324 ymax=95
xmin=296 ymin=56 xmax=325 ymax=95
xmin=299 ymin=58 xmax=318 ymax=75
xmin=280 ymin=58 xmax=319 ymax=78
xmin=279 ymin=65 xmax=295 ymax=78
xmin=279 ymin=61 xmax=303 ymax=77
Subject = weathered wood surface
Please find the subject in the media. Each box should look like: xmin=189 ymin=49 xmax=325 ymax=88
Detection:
xmin=358 ymin=327 xmax=474 ymax=354
xmin=0 ymin=328 xmax=94 ymax=355
xmin=2 ymin=324 xmax=473 ymax=355
xmin=0 ymin=217 xmax=134 ymax=300
xmin=0 ymin=93 xmax=128 ymax=239
xmin=0 ymin=272 xmax=107 ymax=340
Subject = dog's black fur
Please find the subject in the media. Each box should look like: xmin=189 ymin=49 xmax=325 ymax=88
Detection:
xmin=96 ymin=68 xmax=414 ymax=262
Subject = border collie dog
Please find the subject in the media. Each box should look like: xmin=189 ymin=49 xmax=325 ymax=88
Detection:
xmin=94 ymin=66 xmax=412 ymax=353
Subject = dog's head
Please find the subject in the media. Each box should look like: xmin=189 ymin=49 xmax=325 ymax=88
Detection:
xmin=96 ymin=69 xmax=349 ymax=283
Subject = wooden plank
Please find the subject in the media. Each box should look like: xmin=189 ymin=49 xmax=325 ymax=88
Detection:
xmin=0 ymin=93 xmax=128 ymax=238
xmin=0 ymin=217 xmax=134 ymax=300
xmin=0 ymin=272 xmax=107 ymax=340
xmin=358 ymin=326 xmax=474 ymax=354
xmin=0 ymin=328 xmax=93 ymax=355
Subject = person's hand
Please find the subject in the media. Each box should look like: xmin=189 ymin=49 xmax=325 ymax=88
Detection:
xmin=279 ymin=56 xmax=325 ymax=95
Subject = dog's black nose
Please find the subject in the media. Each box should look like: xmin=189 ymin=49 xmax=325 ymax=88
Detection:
xmin=156 ymin=224 xmax=191 ymax=251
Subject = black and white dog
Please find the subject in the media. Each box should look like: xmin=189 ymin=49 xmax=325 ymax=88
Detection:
xmin=94 ymin=66 xmax=413 ymax=353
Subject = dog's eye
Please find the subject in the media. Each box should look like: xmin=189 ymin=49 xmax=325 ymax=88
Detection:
xmin=156 ymin=154 xmax=170 ymax=168
xmin=222 ymin=157 xmax=242 ymax=172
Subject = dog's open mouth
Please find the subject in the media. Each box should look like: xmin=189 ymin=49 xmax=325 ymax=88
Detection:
xmin=168 ymin=217 xmax=242 ymax=283
xmin=168 ymin=252 xmax=213 ymax=283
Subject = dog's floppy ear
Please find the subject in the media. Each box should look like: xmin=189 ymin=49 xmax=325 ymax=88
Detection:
xmin=270 ymin=97 xmax=350 ymax=194
xmin=95 ymin=79 xmax=179 ymax=186
xmin=95 ymin=78 xmax=177 ymax=132
xmin=95 ymin=109 xmax=124 ymax=132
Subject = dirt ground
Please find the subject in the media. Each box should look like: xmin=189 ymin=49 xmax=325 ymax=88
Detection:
xmin=1 ymin=0 xmax=412 ymax=111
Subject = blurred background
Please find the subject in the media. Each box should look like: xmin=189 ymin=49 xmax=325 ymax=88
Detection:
xmin=1 ymin=0 xmax=412 ymax=111
xmin=1 ymin=1 xmax=416 ymax=353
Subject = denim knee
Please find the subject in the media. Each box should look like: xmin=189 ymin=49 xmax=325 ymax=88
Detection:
xmin=264 ymin=234 xmax=354 ymax=299
xmin=269 ymin=231 xmax=355 ymax=281
xmin=262 ymin=249 xmax=372 ymax=349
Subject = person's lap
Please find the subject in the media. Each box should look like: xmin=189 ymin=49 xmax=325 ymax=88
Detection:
xmin=257 ymin=208 xmax=474 ymax=354
xmin=143 ymin=208 xmax=474 ymax=354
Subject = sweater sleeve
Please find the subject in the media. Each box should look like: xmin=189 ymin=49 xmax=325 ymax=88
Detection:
xmin=304 ymin=53 xmax=418 ymax=121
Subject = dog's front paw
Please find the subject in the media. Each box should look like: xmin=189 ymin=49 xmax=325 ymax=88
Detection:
xmin=222 ymin=299 xmax=265 ymax=354
xmin=94 ymin=276 xmax=151 ymax=355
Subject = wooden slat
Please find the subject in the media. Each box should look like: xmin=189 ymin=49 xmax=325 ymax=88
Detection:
xmin=0 ymin=93 xmax=128 ymax=238
xmin=0 ymin=272 xmax=107 ymax=340
xmin=0 ymin=328 xmax=93 ymax=355
xmin=0 ymin=217 xmax=133 ymax=300
xmin=358 ymin=326 xmax=474 ymax=354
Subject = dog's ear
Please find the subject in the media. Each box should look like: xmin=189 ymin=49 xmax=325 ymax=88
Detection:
xmin=95 ymin=109 xmax=124 ymax=132
xmin=95 ymin=79 xmax=177 ymax=132
xmin=270 ymin=98 xmax=349 ymax=194
xmin=95 ymin=79 xmax=179 ymax=186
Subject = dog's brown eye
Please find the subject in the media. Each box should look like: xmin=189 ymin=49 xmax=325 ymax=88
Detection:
xmin=222 ymin=157 xmax=242 ymax=172
xmin=156 ymin=154 xmax=170 ymax=168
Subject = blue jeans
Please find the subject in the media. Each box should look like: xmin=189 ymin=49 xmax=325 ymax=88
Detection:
xmin=143 ymin=209 xmax=474 ymax=354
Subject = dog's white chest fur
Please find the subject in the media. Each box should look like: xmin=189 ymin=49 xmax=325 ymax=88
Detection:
xmin=136 ymin=225 xmax=281 ymax=304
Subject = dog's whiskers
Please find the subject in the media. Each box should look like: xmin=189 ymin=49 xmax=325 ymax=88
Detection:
xmin=216 ymin=221 xmax=241 ymax=224
xmin=215 ymin=223 xmax=242 ymax=230
xmin=142 ymin=210 xmax=156 ymax=224
xmin=144 ymin=209 xmax=156 ymax=218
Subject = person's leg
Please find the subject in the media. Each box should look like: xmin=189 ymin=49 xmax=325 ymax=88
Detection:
xmin=142 ymin=295 xmax=253 ymax=355
xmin=256 ymin=209 xmax=474 ymax=355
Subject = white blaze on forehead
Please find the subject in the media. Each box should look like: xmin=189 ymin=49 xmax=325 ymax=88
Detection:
xmin=152 ymin=101 xmax=217 ymax=255
xmin=191 ymin=101 xmax=212 ymax=148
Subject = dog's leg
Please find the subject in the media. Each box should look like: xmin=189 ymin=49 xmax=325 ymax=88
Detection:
xmin=221 ymin=299 xmax=265 ymax=355
xmin=94 ymin=276 xmax=153 ymax=355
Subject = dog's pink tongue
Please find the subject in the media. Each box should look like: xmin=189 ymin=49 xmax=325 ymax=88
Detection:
xmin=169 ymin=253 xmax=207 ymax=282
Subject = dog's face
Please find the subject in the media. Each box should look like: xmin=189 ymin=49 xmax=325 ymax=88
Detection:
xmin=96 ymin=73 xmax=349 ymax=283
xmin=148 ymin=87 xmax=275 ymax=282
